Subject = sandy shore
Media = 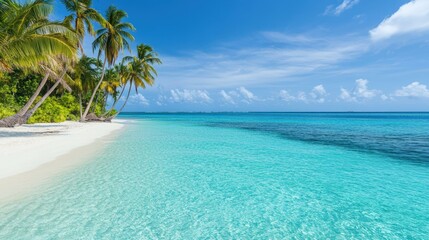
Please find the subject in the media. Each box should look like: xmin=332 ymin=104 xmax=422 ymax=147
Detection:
xmin=0 ymin=121 xmax=124 ymax=180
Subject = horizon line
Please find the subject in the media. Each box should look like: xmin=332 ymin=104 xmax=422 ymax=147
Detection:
xmin=120 ymin=111 xmax=429 ymax=114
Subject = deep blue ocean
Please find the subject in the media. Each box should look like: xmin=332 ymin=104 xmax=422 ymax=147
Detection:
xmin=1 ymin=113 xmax=428 ymax=239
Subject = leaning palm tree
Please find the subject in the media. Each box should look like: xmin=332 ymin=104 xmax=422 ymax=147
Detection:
xmin=22 ymin=57 xmax=75 ymax=123
xmin=104 ymin=44 xmax=161 ymax=117
xmin=109 ymin=56 xmax=157 ymax=118
xmin=61 ymin=0 xmax=105 ymax=55
xmin=0 ymin=0 xmax=77 ymax=127
xmin=81 ymin=5 xmax=134 ymax=121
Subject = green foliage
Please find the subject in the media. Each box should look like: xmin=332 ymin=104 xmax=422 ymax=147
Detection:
xmin=0 ymin=72 xmax=19 ymax=117
xmin=0 ymin=104 xmax=16 ymax=119
xmin=28 ymin=93 xmax=80 ymax=123
xmin=14 ymin=73 xmax=42 ymax=105
xmin=0 ymin=0 xmax=78 ymax=72
xmin=0 ymin=71 xmax=96 ymax=123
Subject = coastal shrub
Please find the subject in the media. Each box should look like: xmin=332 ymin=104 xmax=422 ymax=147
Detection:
xmin=0 ymin=73 xmax=19 ymax=118
xmin=28 ymin=94 xmax=81 ymax=123
xmin=0 ymin=104 xmax=16 ymax=119
xmin=0 ymin=73 xmax=18 ymax=107
xmin=28 ymin=97 xmax=67 ymax=123
xmin=58 ymin=93 xmax=81 ymax=120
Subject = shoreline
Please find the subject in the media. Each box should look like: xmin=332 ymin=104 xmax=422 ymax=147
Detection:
xmin=0 ymin=121 xmax=125 ymax=200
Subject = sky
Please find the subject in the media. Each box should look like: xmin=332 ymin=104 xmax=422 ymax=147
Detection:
xmin=54 ymin=0 xmax=429 ymax=112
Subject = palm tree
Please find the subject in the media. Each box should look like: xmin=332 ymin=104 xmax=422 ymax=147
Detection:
xmin=100 ymin=68 xmax=120 ymax=112
xmin=61 ymin=0 xmax=105 ymax=56
xmin=72 ymin=56 xmax=101 ymax=118
xmin=0 ymin=0 xmax=77 ymax=127
xmin=81 ymin=5 xmax=134 ymax=121
xmin=22 ymin=62 xmax=74 ymax=123
xmin=0 ymin=0 xmax=77 ymax=72
xmin=104 ymin=44 xmax=161 ymax=118
xmin=137 ymin=44 xmax=162 ymax=67
xmin=102 ymin=60 xmax=128 ymax=116
xmin=111 ymin=54 xmax=158 ymax=118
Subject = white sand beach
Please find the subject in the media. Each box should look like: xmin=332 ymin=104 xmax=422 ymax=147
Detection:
xmin=0 ymin=121 xmax=124 ymax=180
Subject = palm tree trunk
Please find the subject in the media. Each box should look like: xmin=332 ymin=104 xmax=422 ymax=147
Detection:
xmin=79 ymin=94 xmax=83 ymax=119
xmin=91 ymin=92 xmax=100 ymax=112
xmin=0 ymin=73 xmax=50 ymax=127
xmin=102 ymin=84 xmax=126 ymax=117
xmin=102 ymin=92 xmax=108 ymax=112
xmin=82 ymin=58 xmax=107 ymax=121
xmin=22 ymin=78 xmax=62 ymax=123
xmin=109 ymin=83 xmax=132 ymax=120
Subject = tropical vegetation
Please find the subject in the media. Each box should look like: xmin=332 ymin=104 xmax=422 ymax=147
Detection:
xmin=0 ymin=0 xmax=161 ymax=127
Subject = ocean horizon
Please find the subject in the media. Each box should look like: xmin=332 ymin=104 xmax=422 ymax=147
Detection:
xmin=1 ymin=112 xmax=428 ymax=238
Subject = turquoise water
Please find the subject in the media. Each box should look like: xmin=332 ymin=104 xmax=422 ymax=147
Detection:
xmin=1 ymin=113 xmax=429 ymax=239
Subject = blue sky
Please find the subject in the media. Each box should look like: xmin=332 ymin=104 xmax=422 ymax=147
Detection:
xmin=54 ymin=0 xmax=429 ymax=112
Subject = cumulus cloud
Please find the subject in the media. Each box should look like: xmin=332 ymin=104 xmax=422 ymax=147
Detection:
xmin=340 ymin=79 xmax=379 ymax=102
xmin=170 ymin=89 xmax=212 ymax=103
xmin=394 ymin=82 xmax=429 ymax=98
xmin=355 ymin=79 xmax=378 ymax=98
xmin=130 ymin=93 xmax=150 ymax=106
xmin=325 ymin=0 xmax=359 ymax=16
xmin=218 ymin=87 xmax=260 ymax=104
xmin=279 ymin=85 xmax=327 ymax=103
xmin=219 ymin=90 xmax=236 ymax=104
xmin=297 ymin=92 xmax=307 ymax=102
xmin=370 ymin=0 xmax=429 ymax=41
xmin=279 ymin=90 xmax=295 ymax=101
xmin=238 ymin=87 xmax=257 ymax=102
xmin=340 ymin=88 xmax=353 ymax=101
xmin=309 ymin=84 xmax=328 ymax=103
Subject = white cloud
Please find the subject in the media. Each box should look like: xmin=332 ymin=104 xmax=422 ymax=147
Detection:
xmin=170 ymin=89 xmax=212 ymax=103
xmin=279 ymin=90 xmax=295 ymax=101
xmin=238 ymin=87 xmax=257 ymax=102
xmin=309 ymin=84 xmax=328 ymax=103
xmin=158 ymin=34 xmax=367 ymax=89
xmin=130 ymin=94 xmax=150 ymax=106
xmin=355 ymin=79 xmax=378 ymax=98
xmin=219 ymin=90 xmax=235 ymax=104
xmin=340 ymin=88 xmax=354 ymax=101
xmin=261 ymin=32 xmax=316 ymax=44
xmin=228 ymin=90 xmax=240 ymax=98
xmin=340 ymin=79 xmax=379 ymax=102
xmin=279 ymin=85 xmax=327 ymax=103
xmin=218 ymin=87 xmax=259 ymax=104
xmin=394 ymin=82 xmax=429 ymax=98
xmin=335 ymin=0 xmax=360 ymax=15
xmin=325 ymin=0 xmax=359 ymax=16
xmin=297 ymin=92 xmax=307 ymax=102
xmin=380 ymin=94 xmax=390 ymax=101
xmin=370 ymin=0 xmax=429 ymax=41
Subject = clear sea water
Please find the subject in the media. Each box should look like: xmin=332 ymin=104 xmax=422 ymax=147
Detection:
xmin=1 ymin=113 xmax=429 ymax=239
